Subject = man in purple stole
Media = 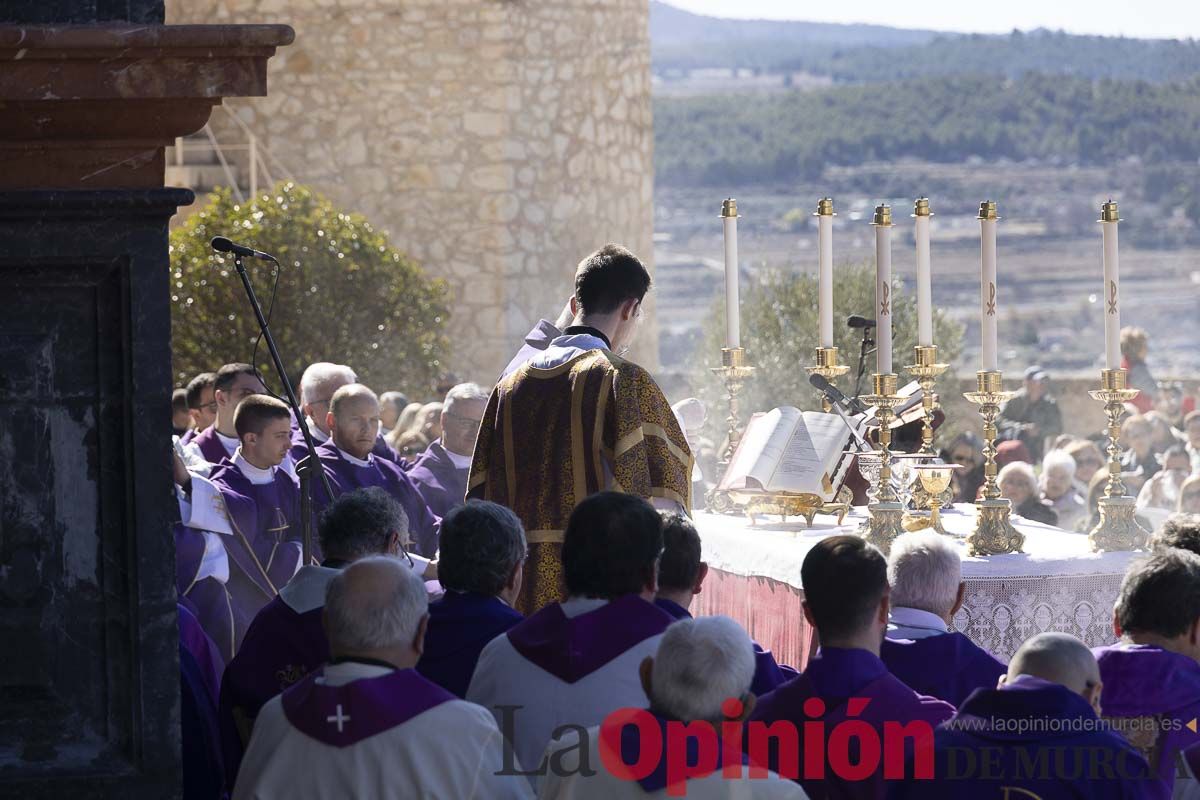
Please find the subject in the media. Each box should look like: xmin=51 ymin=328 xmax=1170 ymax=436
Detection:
xmin=311 ymin=383 xmax=439 ymax=557
xmin=418 ymin=501 xmax=525 ymax=697
xmin=289 ymin=361 xmax=403 ymax=469
xmin=880 ymin=532 xmax=1006 ymax=707
xmin=750 ymin=535 xmax=955 ymax=798
xmin=180 ymin=371 xmax=217 ymax=446
xmin=189 ymin=362 xmax=267 ymax=466
xmin=890 ymin=632 xmax=1154 ymax=799
xmin=407 ymin=383 xmax=489 ymax=519
xmin=1093 ymin=548 xmax=1200 ymax=798
xmin=654 ymin=513 xmax=798 ymax=696
xmin=466 ymin=492 xmax=674 ymax=777
xmin=233 ymin=557 xmax=533 ymax=799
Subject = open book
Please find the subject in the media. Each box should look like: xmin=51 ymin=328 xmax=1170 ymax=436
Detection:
xmin=717 ymin=407 xmax=867 ymax=500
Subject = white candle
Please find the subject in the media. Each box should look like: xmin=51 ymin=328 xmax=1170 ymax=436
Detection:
xmin=816 ymin=197 xmax=834 ymax=348
xmin=873 ymin=205 xmax=893 ymax=374
xmin=979 ymin=201 xmax=999 ymax=372
xmin=914 ymin=198 xmax=933 ymax=347
xmin=721 ymin=198 xmax=740 ymax=349
xmin=1100 ymin=200 xmax=1121 ymax=370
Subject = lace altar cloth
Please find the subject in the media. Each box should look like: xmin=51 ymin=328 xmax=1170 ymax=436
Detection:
xmin=692 ymin=504 xmax=1142 ymax=669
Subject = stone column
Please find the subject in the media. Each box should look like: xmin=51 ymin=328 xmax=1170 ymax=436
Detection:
xmin=0 ymin=17 xmax=290 ymax=798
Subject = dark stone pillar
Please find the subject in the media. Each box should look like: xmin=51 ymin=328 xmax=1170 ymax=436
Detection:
xmin=0 ymin=11 xmax=290 ymax=798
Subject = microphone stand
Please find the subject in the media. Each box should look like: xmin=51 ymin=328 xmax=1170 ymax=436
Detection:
xmin=853 ymin=325 xmax=876 ymax=402
xmin=231 ymin=253 xmax=333 ymax=566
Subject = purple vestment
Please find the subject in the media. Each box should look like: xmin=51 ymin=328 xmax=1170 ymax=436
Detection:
xmin=507 ymin=594 xmax=673 ymax=683
xmin=407 ymin=439 xmax=468 ymax=520
xmin=501 ymin=319 xmax=562 ymax=378
xmin=281 ymin=666 xmax=455 ymax=747
xmin=180 ymin=427 xmax=197 ymax=445
xmin=289 ymin=423 xmax=405 ymax=471
xmin=1094 ymin=642 xmax=1200 ymax=798
xmin=417 ymin=591 xmax=523 ymax=698
xmin=311 ymin=441 xmax=440 ymax=557
xmin=881 ymin=633 xmax=1007 ymax=708
xmin=888 ymin=676 xmax=1155 ymax=799
xmin=176 ymin=523 xmax=239 ymax=662
xmin=655 ymin=597 xmax=799 ymax=697
xmin=751 ymin=647 xmax=955 ymax=798
xmin=179 ymin=602 xmax=224 ymax=707
xmin=191 ymin=424 xmax=233 ymax=465
xmin=209 ymin=460 xmax=303 ymax=588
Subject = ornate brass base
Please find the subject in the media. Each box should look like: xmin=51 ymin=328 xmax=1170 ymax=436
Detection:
xmin=859 ymin=501 xmax=906 ymax=553
xmin=902 ymin=510 xmax=946 ymax=535
xmin=967 ymin=499 xmax=1025 ymax=556
xmin=911 ymin=482 xmax=954 ymax=511
xmin=732 ymin=486 xmax=852 ymax=527
xmin=1089 ymin=496 xmax=1150 ymax=552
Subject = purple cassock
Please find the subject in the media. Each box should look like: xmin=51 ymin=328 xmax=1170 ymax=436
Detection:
xmin=881 ymin=633 xmax=1007 ymax=707
xmin=417 ymin=591 xmax=523 ymax=698
xmin=179 ymin=603 xmax=224 ymax=707
xmin=180 ymin=427 xmax=197 ymax=445
xmin=406 ymin=440 xmax=468 ymax=520
xmin=288 ymin=422 xmax=406 ymax=472
xmin=219 ymin=565 xmax=335 ymax=790
xmin=208 ymin=459 xmax=303 ymax=592
xmin=281 ymin=665 xmax=456 ymax=747
xmin=654 ymin=597 xmax=799 ymax=697
xmin=750 ymin=647 xmax=955 ymax=799
xmin=1094 ymin=642 xmax=1200 ymax=798
xmin=175 ymin=523 xmax=239 ymax=663
xmin=191 ymin=424 xmax=235 ymax=465
xmin=888 ymin=675 xmax=1155 ymax=799
xmin=311 ymin=441 xmax=440 ymax=558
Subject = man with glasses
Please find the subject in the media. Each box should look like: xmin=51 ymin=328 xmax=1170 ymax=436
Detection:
xmin=180 ymin=371 xmax=217 ymax=445
xmin=408 ymin=383 xmax=489 ymax=519
xmin=190 ymin=363 xmax=268 ymax=465
xmin=469 ymin=244 xmax=693 ymax=614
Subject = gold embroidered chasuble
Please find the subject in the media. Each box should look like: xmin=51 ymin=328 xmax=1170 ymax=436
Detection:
xmin=467 ymin=348 xmax=693 ymax=613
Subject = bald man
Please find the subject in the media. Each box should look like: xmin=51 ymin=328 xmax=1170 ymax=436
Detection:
xmin=289 ymin=362 xmax=404 ymax=467
xmin=891 ymin=632 xmax=1153 ymax=798
xmin=311 ymin=384 xmax=439 ymax=557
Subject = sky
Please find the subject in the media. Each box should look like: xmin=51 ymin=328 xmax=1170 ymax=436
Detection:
xmin=662 ymin=0 xmax=1200 ymax=40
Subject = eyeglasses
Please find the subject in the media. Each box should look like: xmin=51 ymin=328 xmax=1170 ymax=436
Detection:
xmin=446 ymin=411 xmax=483 ymax=428
xmin=194 ymin=401 xmax=218 ymax=413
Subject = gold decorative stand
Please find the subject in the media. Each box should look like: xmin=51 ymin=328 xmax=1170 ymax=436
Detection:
xmin=706 ymin=347 xmax=755 ymax=514
xmin=1088 ymin=368 xmax=1150 ymax=551
xmin=859 ymin=373 xmax=906 ymax=552
xmin=907 ymin=344 xmax=952 ymax=509
xmin=809 ymin=346 xmax=850 ymax=413
xmin=963 ymin=371 xmax=1025 ymax=555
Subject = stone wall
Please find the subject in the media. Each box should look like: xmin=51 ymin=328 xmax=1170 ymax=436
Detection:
xmin=166 ymin=0 xmax=656 ymax=384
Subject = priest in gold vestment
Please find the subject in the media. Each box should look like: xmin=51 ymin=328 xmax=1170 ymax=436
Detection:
xmin=468 ymin=245 xmax=693 ymax=613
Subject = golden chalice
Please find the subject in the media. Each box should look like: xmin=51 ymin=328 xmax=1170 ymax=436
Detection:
xmin=910 ymin=464 xmax=959 ymax=535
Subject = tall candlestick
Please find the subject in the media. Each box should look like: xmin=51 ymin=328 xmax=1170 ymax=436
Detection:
xmin=815 ymin=197 xmax=835 ymax=348
xmin=872 ymin=204 xmax=893 ymax=374
xmin=721 ymin=198 xmax=741 ymax=349
xmin=1100 ymin=200 xmax=1121 ymax=370
xmin=913 ymin=198 xmax=933 ymax=347
xmin=978 ymin=201 xmax=999 ymax=372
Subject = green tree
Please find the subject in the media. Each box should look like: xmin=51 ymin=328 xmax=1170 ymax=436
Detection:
xmin=695 ymin=263 xmax=964 ymax=441
xmin=170 ymin=183 xmax=450 ymax=396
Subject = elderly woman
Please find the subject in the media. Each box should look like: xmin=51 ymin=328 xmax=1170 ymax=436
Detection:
xmin=1065 ymin=439 xmax=1105 ymax=488
xmin=1041 ymin=449 xmax=1087 ymax=531
xmin=998 ymin=461 xmax=1058 ymax=526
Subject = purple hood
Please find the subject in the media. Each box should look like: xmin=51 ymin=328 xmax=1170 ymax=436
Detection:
xmin=1093 ymin=643 xmax=1200 ymax=717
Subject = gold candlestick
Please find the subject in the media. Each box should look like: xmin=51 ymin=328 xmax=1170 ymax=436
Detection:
xmin=1088 ymin=368 xmax=1150 ymax=551
xmin=859 ymin=373 xmax=906 ymax=553
xmin=963 ymin=370 xmax=1025 ymax=555
xmin=707 ymin=347 xmax=755 ymax=513
xmin=808 ymin=346 xmax=850 ymax=413
xmin=907 ymin=344 xmax=952 ymax=510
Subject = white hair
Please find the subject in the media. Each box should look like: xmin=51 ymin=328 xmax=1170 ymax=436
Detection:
xmin=443 ymin=382 xmax=489 ymax=414
xmin=650 ymin=616 xmax=755 ymax=724
xmin=888 ymin=531 xmax=962 ymax=617
xmin=300 ymin=362 xmax=357 ymax=405
xmin=1042 ymin=449 xmax=1077 ymax=481
xmin=998 ymin=461 xmax=1038 ymax=492
xmin=324 ymin=555 xmax=427 ymax=653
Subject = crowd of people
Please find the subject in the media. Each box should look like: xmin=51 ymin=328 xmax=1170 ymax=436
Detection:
xmin=170 ymin=244 xmax=1200 ymax=798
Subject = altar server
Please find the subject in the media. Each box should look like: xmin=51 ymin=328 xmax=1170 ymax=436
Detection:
xmin=290 ymin=361 xmax=401 ymax=466
xmin=181 ymin=370 xmax=217 ymax=444
xmin=891 ymin=632 xmax=1153 ymax=798
xmin=190 ymin=363 xmax=267 ymax=465
xmin=1093 ymin=550 xmax=1200 ymax=798
xmin=654 ymin=513 xmax=797 ymax=695
xmin=749 ymin=535 xmax=954 ymax=798
xmin=418 ymin=501 xmax=524 ymax=697
xmin=233 ymin=556 xmax=532 ymax=800
xmin=538 ymin=616 xmax=807 ymax=799
xmin=880 ymin=531 xmax=1006 ymax=706
xmin=408 ymin=382 xmax=489 ymax=519
xmin=466 ymin=492 xmax=674 ymax=777
xmin=311 ymin=383 xmax=439 ymax=557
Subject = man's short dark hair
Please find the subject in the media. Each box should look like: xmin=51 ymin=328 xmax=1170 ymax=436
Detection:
xmin=438 ymin=501 xmax=527 ymax=596
xmin=185 ymin=372 xmax=217 ymax=409
xmin=172 ymin=387 xmax=189 ymax=414
xmin=233 ymin=394 xmax=292 ymax=438
xmin=1116 ymin=550 xmax=1200 ymax=638
xmin=658 ymin=513 xmax=702 ymax=592
xmin=318 ymin=487 xmax=409 ymax=562
xmin=574 ymin=244 xmax=651 ymax=316
xmin=801 ymin=535 xmax=888 ymax=641
xmin=563 ymin=492 xmax=663 ymax=599
xmin=214 ymin=363 xmax=258 ymax=394
xmin=1153 ymin=514 xmax=1200 ymax=556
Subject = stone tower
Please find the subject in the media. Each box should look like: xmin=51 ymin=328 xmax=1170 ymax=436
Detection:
xmin=166 ymin=0 xmax=656 ymax=382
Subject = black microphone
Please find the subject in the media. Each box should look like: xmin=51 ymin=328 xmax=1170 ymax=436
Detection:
xmin=211 ymin=236 xmax=275 ymax=261
xmin=809 ymin=373 xmax=869 ymax=415
xmin=847 ymin=314 xmax=877 ymax=329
